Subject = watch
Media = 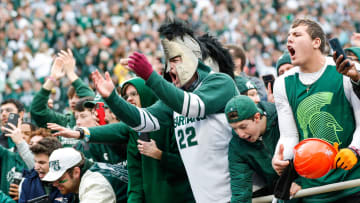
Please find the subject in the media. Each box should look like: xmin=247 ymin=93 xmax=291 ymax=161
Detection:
xmin=75 ymin=127 xmax=85 ymax=139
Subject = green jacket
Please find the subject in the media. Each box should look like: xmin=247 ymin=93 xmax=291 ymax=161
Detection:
xmin=75 ymin=140 xmax=126 ymax=164
xmin=228 ymin=102 xmax=279 ymax=203
xmin=0 ymin=146 xmax=28 ymax=195
xmin=30 ymin=78 xmax=95 ymax=129
xmin=76 ymin=122 xmax=129 ymax=164
xmin=0 ymin=190 xmax=15 ymax=203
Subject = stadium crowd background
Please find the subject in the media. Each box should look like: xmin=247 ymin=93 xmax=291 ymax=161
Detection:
xmin=0 ymin=0 xmax=359 ymax=119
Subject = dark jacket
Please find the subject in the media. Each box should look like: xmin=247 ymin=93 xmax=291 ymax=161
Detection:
xmin=19 ymin=169 xmax=73 ymax=203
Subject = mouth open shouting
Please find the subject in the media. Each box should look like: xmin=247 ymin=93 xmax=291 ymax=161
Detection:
xmin=169 ymin=67 xmax=181 ymax=88
xmin=288 ymin=45 xmax=296 ymax=60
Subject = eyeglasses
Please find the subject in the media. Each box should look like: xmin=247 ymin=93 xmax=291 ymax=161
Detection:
xmin=123 ymin=91 xmax=138 ymax=100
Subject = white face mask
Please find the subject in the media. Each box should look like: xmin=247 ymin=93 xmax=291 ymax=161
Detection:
xmin=162 ymin=38 xmax=198 ymax=87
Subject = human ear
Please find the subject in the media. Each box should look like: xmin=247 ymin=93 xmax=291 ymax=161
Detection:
xmin=313 ymin=38 xmax=321 ymax=49
xmin=74 ymin=167 xmax=81 ymax=179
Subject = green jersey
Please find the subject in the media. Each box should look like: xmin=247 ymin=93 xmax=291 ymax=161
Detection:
xmin=279 ymin=62 xmax=360 ymax=202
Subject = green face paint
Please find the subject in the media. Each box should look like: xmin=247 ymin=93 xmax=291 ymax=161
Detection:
xmin=59 ymin=179 xmax=68 ymax=184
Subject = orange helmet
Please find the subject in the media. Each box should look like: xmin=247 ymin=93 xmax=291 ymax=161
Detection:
xmin=293 ymin=138 xmax=337 ymax=179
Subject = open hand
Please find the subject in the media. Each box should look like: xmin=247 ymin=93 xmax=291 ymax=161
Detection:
xmin=49 ymin=57 xmax=65 ymax=80
xmin=47 ymin=123 xmax=80 ymax=139
xmin=58 ymin=49 xmax=76 ymax=76
xmin=2 ymin=122 xmax=24 ymax=145
xmin=91 ymin=70 xmax=115 ymax=98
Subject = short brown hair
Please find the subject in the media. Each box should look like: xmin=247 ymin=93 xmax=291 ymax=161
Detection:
xmin=291 ymin=18 xmax=326 ymax=54
xmin=225 ymin=44 xmax=246 ymax=71
xmin=74 ymin=96 xmax=94 ymax=112
xmin=30 ymin=137 xmax=62 ymax=156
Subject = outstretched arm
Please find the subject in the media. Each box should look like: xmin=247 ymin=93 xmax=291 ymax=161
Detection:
xmin=48 ymin=122 xmax=130 ymax=144
xmin=127 ymin=52 xmax=238 ymax=117
xmin=91 ymin=70 xmax=172 ymax=132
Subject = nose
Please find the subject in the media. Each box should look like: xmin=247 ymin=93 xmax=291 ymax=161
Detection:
xmin=287 ymin=35 xmax=293 ymax=44
xmin=34 ymin=163 xmax=40 ymax=170
xmin=169 ymin=64 xmax=176 ymax=72
xmin=127 ymin=96 xmax=133 ymax=103
xmin=235 ymin=129 xmax=246 ymax=139
xmin=254 ymin=95 xmax=260 ymax=104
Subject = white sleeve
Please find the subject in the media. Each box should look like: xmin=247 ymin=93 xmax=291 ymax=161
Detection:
xmin=79 ymin=171 xmax=116 ymax=203
xmin=273 ymin=75 xmax=299 ymax=160
xmin=343 ymin=76 xmax=360 ymax=148
xmin=16 ymin=140 xmax=34 ymax=169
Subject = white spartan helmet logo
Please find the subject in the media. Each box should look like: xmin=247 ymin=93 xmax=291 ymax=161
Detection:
xmin=246 ymin=81 xmax=255 ymax=90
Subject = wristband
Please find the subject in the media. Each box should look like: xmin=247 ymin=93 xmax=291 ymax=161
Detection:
xmin=47 ymin=76 xmax=57 ymax=83
xmin=349 ymin=146 xmax=360 ymax=157
xmin=76 ymin=127 xmax=91 ymax=142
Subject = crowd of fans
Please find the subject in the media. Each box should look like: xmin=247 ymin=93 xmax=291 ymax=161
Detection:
xmin=1 ymin=0 xmax=360 ymax=203
xmin=0 ymin=0 xmax=360 ymax=113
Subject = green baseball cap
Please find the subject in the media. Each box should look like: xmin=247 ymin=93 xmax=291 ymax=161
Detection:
xmin=234 ymin=76 xmax=257 ymax=94
xmin=345 ymin=47 xmax=360 ymax=61
xmin=83 ymin=94 xmax=109 ymax=108
xmin=225 ymin=95 xmax=263 ymax=123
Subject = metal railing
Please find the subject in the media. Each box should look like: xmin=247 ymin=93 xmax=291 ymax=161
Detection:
xmin=252 ymin=178 xmax=360 ymax=203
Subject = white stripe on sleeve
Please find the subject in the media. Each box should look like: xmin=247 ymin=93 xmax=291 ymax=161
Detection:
xmin=181 ymin=92 xmax=205 ymax=118
xmin=132 ymin=108 xmax=160 ymax=132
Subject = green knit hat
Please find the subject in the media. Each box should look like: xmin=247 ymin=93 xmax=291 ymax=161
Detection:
xmin=345 ymin=47 xmax=360 ymax=61
xmin=276 ymin=52 xmax=292 ymax=74
xmin=225 ymin=95 xmax=263 ymax=123
xmin=234 ymin=76 xmax=257 ymax=94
